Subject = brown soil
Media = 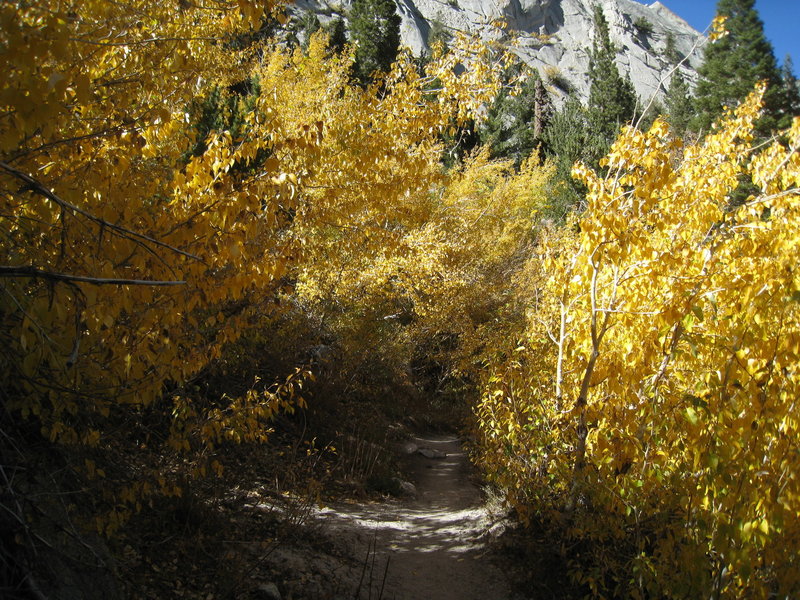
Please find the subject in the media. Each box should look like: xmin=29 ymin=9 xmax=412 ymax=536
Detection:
xmin=315 ymin=435 xmax=516 ymax=600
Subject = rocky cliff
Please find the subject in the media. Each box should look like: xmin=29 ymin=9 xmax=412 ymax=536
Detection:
xmin=290 ymin=0 xmax=705 ymax=104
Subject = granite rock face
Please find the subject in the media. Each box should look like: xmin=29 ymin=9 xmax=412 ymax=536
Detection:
xmin=291 ymin=0 xmax=704 ymax=104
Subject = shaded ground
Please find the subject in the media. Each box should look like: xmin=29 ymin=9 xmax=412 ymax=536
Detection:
xmin=121 ymin=433 xmax=524 ymax=599
xmin=314 ymin=435 xmax=516 ymax=599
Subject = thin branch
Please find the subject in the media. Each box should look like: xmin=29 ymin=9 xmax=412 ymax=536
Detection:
xmin=70 ymin=36 xmax=225 ymax=47
xmin=763 ymin=146 xmax=800 ymax=192
xmin=0 ymin=160 xmax=202 ymax=262
xmin=6 ymin=127 xmax=125 ymax=164
xmin=595 ymin=308 xmax=661 ymax=315
xmin=0 ymin=281 xmax=59 ymax=348
xmin=0 ymin=266 xmax=185 ymax=286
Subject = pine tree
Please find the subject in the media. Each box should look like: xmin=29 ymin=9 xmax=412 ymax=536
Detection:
xmin=780 ymin=55 xmax=800 ymax=117
xmin=586 ymin=5 xmax=637 ymax=161
xmin=480 ymin=68 xmax=552 ymax=164
xmin=664 ymin=31 xmax=683 ymax=64
xmin=542 ymin=97 xmax=589 ymax=218
xmin=350 ymin=0 xmax=401 ymax=84
xmin=692 ymin=0 xmax=791 ymax=134
xmin=189 ymin=79 xmax=261 ymax=161
xmin=663 ymin=34 xmax=693 ymax=135
xmin=299 ymin=11 xmax=321 ymax=50
xmin=665 ymin=70 xmax=692 ymax=135
xmin=327 ymin=17 xmax=348 ymax=55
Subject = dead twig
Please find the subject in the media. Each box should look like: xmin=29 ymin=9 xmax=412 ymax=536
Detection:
xmin=0 ymin=160 xmax=201 ymax=263
xmin=0 ymin=266 xmax=185 ymax=286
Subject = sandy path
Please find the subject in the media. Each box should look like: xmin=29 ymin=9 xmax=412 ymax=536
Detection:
xmin=316 ymin=435 xmax=514 ymax=600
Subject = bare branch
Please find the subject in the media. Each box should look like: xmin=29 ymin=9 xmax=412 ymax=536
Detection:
xmin=0 ymin=160 xmax=202 ymax=262
xmin=6 ymin=127 xmax=125 ymax=164
xmin=0 ymin=266 xmax=185 ymax=286
xmin=70 ymin=36 xmax=225 ymax=47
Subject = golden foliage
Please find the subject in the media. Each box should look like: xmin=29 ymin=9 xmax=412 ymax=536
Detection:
xmin=476 ymin=85 xmax=800 ymax=596
xmin=1 ymin=0 xmax=512 ymax=533
xmin=12 ymin=7 xmax=798 ymax=597
xmin=2 ymin=1 xmax=292 ymax=444
xmin=709 ymin=14 xmax=730 ymax=42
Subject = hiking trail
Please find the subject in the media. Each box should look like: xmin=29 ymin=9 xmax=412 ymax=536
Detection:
xmin=314 ymin=434 xmax=515 ymax=600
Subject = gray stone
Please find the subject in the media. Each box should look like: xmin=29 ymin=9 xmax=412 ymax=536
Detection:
xmin=417 ymin=447 xmax=447 ymax=459
xmin=391 ymin=477 xmax=418 ymax=497
xmin=256 ymin=582 xmax=282 ymax=600
xmin=289 ymin=0 xmax=704 ymax=106
xmin=400 ymin=441 xmax=418 ymax=455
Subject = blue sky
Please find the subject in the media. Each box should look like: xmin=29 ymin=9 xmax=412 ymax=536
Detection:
xmin=643 ymin=0 xmax=799 ymax=73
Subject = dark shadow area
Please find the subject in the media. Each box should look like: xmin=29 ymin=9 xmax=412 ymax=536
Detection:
xmin=306 ymin=436 xmax=514 ymax=599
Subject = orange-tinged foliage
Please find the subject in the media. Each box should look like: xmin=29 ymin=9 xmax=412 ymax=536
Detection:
xmin=477 ymin=85 xmax=800 ymax=597
xmin=1 ymin=0 xmax=511 ymax=532
xmin=1 ymin=1 xmax=294 ymax=447
xmin=11 ymin=5 xmax=798 ymax=597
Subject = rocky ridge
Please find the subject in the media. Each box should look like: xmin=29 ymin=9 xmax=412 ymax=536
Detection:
xmin=291 ymin=0 xmax=706 ymax=105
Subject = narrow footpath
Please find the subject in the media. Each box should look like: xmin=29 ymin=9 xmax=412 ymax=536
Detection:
xmin=316 ymin=435 xmax=514 ymax=600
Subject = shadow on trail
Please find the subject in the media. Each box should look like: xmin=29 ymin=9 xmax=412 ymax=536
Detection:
xmin=315 ymin=435 xmax=513 ymax=600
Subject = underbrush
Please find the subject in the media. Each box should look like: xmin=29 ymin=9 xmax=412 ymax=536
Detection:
xmin=2 ymin=316 xmax=431 ymax=598
xmin=492 ymin=517 xmax=586 ymax=600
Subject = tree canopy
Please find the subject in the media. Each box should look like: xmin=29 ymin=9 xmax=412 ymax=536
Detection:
xmin=349 ymin=0 xmax=402 ymax=84
xmin=586 ymin=4 xmax=637 ymax=159
xmin=480 ymin=67 xmax=552 ymax=164
xmin=663 ymin=33 xmax=693 ymax=135
xmin=2 ymin=2 xmax=799 ymax=598
xmin=692 ymin=0 xmax=791 ymax=134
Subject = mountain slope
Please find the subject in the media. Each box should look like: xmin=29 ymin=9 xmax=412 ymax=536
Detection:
xmin=292 ymin=0 xmax=706 ymax=104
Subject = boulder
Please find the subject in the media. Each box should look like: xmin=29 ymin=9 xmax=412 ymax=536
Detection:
xmin=417 ymin=447 xmax=447 ymax=459
xmin=256 ymin=582 xmax=282 ymax=600
xmin=391 ymin=477 xmax=418 ymax=497
xmin=400 ymin=441 xmax=419 ymax=455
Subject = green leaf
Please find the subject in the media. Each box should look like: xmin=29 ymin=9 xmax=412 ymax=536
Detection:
xmin=691 ymin=304 xmax=704 ymax=322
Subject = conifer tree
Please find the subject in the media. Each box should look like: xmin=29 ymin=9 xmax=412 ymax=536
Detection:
xmin=327 ymin=17 xmax=348 ymax=55
xmin=350 ymin=0 xmax=401 ymax=84
xmin=664 ymin=31 xmax=683 ymax=65
xmin=299 ymin=11 xmax=321 ymax=50
xmin=542 ymin=97 xmax=589 ymax=218
xmin=480 ymin=68 xmax=552 ymax=164
xmin=692 ymin=0 xmax=791 ymax=134
xmin=586 ymin=4 xmax=637 ymax=159
xmin=663 ymin=34 xmax=693 ymax=135
xmin=780 ymin=55 xmax=800 ymax=116
xmin=665 ymin=70 xmax=692 ymax=135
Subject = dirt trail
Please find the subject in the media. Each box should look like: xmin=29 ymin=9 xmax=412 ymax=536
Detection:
xmin=316 ymin=435 xmax=514 ymax=600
